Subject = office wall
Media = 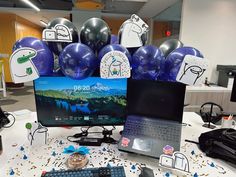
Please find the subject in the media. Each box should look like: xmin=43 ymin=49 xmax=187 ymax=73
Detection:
xmin=15 ymin=15 xmax=42 ymax=41
xmin=180 ymin=0 xmax=236 ymax=83
xmin=0 ymin=13 xmax=17 ymax=83
xmin=102 ymin=17 xmax=126 ymax=35
xmin=0 ymin=12 xmax=42 ymax=83
xmin=72 ymin=10 xmax=101 ymax=32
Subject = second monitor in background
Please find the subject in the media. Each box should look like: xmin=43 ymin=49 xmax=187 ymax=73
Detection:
xmin=34 ymin=77 xmax=127 ymax=127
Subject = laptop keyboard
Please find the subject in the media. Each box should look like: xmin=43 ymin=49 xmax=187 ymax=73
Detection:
xmin=123 ymin=117 xmax=181 ymax=142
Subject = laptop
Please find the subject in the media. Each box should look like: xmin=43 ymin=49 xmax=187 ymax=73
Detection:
xmin=118 ymin=79 xmax=186 ymax=158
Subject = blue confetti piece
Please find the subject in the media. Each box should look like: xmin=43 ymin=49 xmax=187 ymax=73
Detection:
xmin=191 ymin=150 xmax=195 ymax=155
xmin=103 ymin=147 xmax=106 ymax=151
xmin=23 ymin=155 xmax=28 ymax=160
xmin=20 ymin=146 xmax=24 ymax=151
xmin=51 ymin=151 xmax=57 ymax=156
xmin=193 ymin=172 xmax=198 ymax=177
xmin=165 ymin=172 xmax=170 ymax=177
xmin=210 ymin=162 xmax=215 ymax=167
xmin=9 ymin=169 xmax=15 ymax=175
xmin=131 ymin=165 xmax=136 ymax=170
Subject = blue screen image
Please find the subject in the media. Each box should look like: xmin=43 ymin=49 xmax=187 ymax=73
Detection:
xmin=34 ymin=77 xmax=127 ymax=126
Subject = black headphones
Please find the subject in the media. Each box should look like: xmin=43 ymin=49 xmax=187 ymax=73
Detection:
xmin=200 ymin=102 xmax=223 ymax=123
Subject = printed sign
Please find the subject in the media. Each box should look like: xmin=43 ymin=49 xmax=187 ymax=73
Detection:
xmin=42 ymin=24 xmax=72 ymax=42
xmin=10 ymin=48 xmax=39 ymax=83
xmin=120 ymin=14 xmax=149 ymax=48
xmin=176 ymin=55 xmax=208 ymax=86
xmin=100 ymin=51 xmax=131 ymax=79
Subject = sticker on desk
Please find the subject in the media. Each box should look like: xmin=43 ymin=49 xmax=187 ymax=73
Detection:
xmin=132 ymin=138 xmax=152 ymax=152
xmin=42 ymin=24 xmax=72 ymax=42
xmin=176 ymin=55 xmax=208 ymax=86
xmin=100 ymin=51 xmax=131 ymax=79
xmin=10 ymin=48 xmax=39 ymax=83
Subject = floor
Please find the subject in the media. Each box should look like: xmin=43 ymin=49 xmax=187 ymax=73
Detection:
xmin=0 ymin=85 xmax=36 ymax=112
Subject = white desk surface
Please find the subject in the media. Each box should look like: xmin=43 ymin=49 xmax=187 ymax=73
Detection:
xmin=0 ymin=112 xmax=235 ymax=177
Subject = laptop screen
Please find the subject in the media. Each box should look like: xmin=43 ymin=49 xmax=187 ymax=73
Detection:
xmin=34 ymin=76 xmax=127 ymax=126
xmin=127 ymin=79 xmax=186 ymax=123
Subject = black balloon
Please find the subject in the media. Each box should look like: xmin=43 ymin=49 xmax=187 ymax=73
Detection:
xmin=46 ymin=18 xmax=79 ymax=55
xmin=159 ymin=39 xmax=183 ymax=58
xmin=80 ymin=18 xmax=111 ymax=52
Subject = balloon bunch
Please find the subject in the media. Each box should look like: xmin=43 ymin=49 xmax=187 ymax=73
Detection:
xmin=11 ymin=16 xmax=207 ymax=85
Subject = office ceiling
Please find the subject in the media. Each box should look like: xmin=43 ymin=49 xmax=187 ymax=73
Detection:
xmin=0 ymin=0 xmax=180 ymax=26
xmin=0 ymin=0 xmax=146 ymax=14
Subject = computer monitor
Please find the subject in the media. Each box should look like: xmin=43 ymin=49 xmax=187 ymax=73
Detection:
xmin=34 ymin=76 xmax=127 ymax=126
xmin=127 ymin=79 xmax=186 ymax=123
xmin=231 ymin=76 xmax=236 ymax=102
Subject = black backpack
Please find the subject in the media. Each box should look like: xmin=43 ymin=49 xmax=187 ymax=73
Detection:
xmin=199 ymin=128 xmax=236 ymax=164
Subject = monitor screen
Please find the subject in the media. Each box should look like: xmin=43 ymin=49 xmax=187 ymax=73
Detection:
xmin=34 ymin=77 xmax=127 ymax=126
xmin=127 ymin=79 xmax=186 ymax=123
xmin=231 ymin=76 xmax=236 ymax=102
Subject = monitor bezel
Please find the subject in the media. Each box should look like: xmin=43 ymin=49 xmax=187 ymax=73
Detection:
xmin=33 ymin=76 xmax=128 ymax=127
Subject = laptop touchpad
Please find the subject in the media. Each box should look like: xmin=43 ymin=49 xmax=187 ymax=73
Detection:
xmin=132 ymin=138 xmax=152 ymax=152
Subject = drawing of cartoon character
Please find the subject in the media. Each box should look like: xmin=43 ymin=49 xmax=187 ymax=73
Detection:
xmin=120 ymin=14 xmax=149 ymax=48
xmin=42 ymin=24 xmax=72 ymax=42
xmin=10 ymin=48 xmax=39 ymax=83
xmin=108 ymin=56 xmax=122 ymax=77
xmin=55 ymin=24 xmax=71 ymax=41
xmin=179 ymin=62 xmax=206 ymax=85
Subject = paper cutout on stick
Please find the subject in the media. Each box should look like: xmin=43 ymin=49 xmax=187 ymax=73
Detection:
xmin=10 ymin=48 xmax=39 ymax=83
xmin=42 ymin=24 xmax=72 ymax=42
xmin=100 ymin=51 xmax=131 ymax=79
xmin=120 ymin=14 xmax=149 ymax=48
xmin=176 ymin=55 xmax=208 ymax=86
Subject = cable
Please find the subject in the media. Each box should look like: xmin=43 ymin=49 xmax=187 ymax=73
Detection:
xmin=67 ymin=126 xmax=118 ymax=144
xmin=3 ymin=112 xmax=15 ymax=128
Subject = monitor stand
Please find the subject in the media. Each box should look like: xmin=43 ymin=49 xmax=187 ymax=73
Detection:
xmin=101 ymin=129 xmax=117 ymax=144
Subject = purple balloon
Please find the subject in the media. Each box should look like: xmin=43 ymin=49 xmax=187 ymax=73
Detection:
xmin=59 ymin=43 xmax=97 ymax=80
xmin=159 ymin=46 xmax=204 ymax=81
xmin=98 ymin=44 xmax=131 ymax=62
xmin=110 ymin=34 xmax=118 ymax=44
xmin=13 ymin=37 xmax=54 ymax=76
xmin=132 ymin=45 xmax=165 ymax=80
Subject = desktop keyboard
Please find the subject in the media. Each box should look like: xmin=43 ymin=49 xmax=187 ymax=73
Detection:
xmin=124 ymin=116 xmax=181 ymax=142
xmin=41 ymin=166 xmax=126 ymax=177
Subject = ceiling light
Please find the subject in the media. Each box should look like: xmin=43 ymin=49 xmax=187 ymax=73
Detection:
xmin=40 ymin=20 xmax=47 ymax=27
xmin=20 ymin=0 xmax=40 ymax=12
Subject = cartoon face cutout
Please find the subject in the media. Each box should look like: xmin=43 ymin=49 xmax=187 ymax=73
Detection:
xmin=120 ymin=14 xmax=149 ymax=48
xmin=176 ymin=55 xmax=208 ymax=86
xmin=130 ymin=14 xmax=149 ymax=34
xmin=42 ymin=24 xmax=72 ymax=42
xmin=100 ymin=51 xmax=131 ymax=79
xmin=10 ymin=48 xmax=39 ymax=83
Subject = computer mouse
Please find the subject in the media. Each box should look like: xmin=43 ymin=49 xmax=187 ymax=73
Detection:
xmin=139 ymin=167 xmax=154 ymax=177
